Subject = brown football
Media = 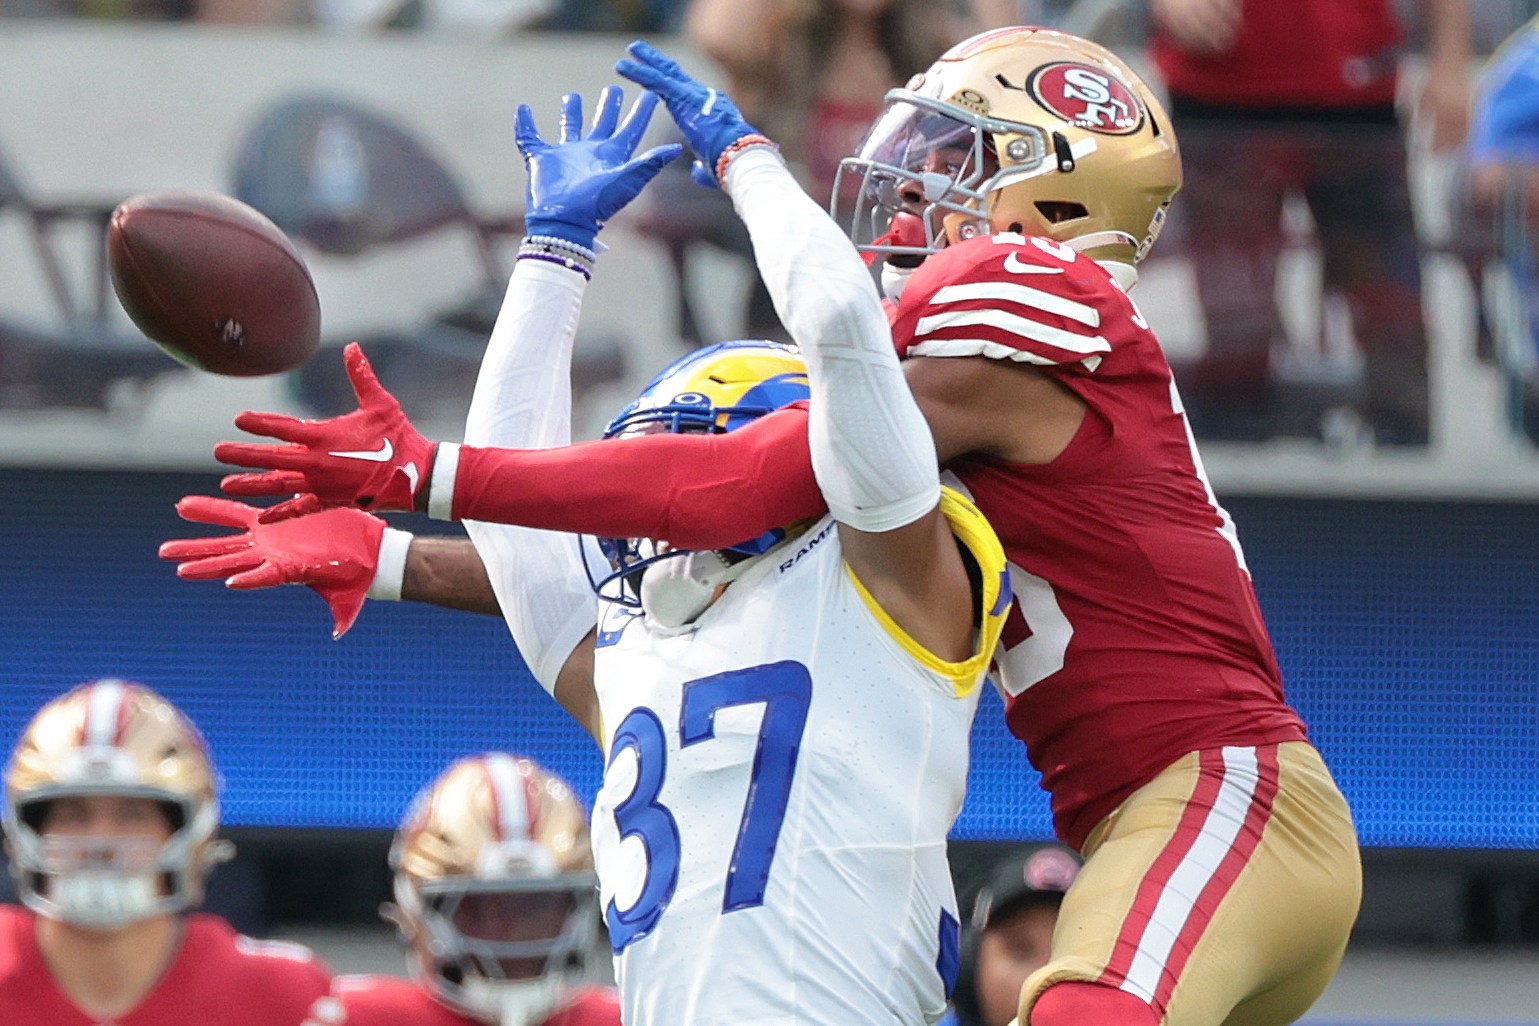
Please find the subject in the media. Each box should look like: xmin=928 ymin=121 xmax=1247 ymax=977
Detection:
xmin=108 ymin=191 xmax=320 ymax=376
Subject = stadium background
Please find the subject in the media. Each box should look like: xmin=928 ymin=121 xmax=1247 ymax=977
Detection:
xmin=1 ymin=7 xmax=1538 ymax=1023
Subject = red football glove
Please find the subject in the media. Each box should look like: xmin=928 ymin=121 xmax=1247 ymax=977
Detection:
xmin=216 ymin=343 xmax=436 ymax=520
xmin=159 ymin=495 xmax=387 ymax=639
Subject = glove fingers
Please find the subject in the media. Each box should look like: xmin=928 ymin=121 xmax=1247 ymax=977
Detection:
xmin=690 ymin=159 xmax=719 ymax=189
xmin=226 ymin=562 xmax=288 ymax=590
xmin=177 ymin=550 xmax=263 ymax=582
xmin=173 ymin=494 xmax=259 ymax=528
xmin=231 ymin=410 xmax=316 ymax=444
xmin=590 ymin=84 xmax=622 ymax=141
xmin=159 ymin=535 xmax=252 ymax=562
xmin=615 ymin=90 xmax=661 ymax=151
xmin=558 ymin=91 xmax=584 ymax=144
xmin=513 ymin=103 xmax=545 ymax=159
xmin=215 ymin=445 xmax=315 ymax=473
xmin=627 ymin=39 xmax=683 ymax=77
xmin=257 ymin=493 xmax=325 ymax=524
xmin=315 ymin=581 xmax=368 ymax=640
xmin=614 ymin=58 xmax=673 ymax=100
xmin=343 ymin=343 xmax=394 ymax=411
xmin=220 ymin=469 xmax=309 ymax=496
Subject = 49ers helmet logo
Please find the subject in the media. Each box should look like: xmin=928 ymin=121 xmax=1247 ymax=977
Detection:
xmin=1025 ymin=62 xmax=1143 ymax=135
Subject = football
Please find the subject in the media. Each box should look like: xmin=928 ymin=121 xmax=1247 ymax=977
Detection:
xmin=108 ymin=190 xmax=321 ymax=376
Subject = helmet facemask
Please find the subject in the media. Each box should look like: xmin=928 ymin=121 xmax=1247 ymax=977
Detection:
xmin=833 ymin=94 xmax=1050 ymax=261
xmin=588 ymin=341 xmax=813 ymax=627
xmin=393 ymin=870 xmax=597 ymax=1026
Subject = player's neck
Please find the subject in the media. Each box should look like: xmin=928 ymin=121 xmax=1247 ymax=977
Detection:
xmin=36 ymin=913 xmax=182 ymax=1018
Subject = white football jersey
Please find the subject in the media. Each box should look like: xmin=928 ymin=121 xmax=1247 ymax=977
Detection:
xmin=589 ymin=494 xmax=1010 ymax=1026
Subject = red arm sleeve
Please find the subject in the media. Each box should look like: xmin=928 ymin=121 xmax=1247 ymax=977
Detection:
xmin=450 ymin=404 xmax=826 ymax=551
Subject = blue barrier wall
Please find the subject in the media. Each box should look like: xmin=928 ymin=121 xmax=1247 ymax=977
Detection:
xmin=1 ymin=469 xmax=1535 ymax=845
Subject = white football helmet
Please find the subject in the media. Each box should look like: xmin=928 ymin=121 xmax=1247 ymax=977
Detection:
xmin=833 ymin=26 xmax=1181 ymax=272
xmin=387 ymin=753 xmax=598 ymax=1026
xmin=2 ymin=679 xmax=232 ymax=930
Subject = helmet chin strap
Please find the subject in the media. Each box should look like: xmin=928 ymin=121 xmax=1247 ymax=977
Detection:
xmin=640 ymin=549 xmax=762 ymax=633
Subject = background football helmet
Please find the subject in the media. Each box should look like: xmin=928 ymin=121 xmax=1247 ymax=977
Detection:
xmin=592 ymin=339 xmax=812 ymax=607
xmin=387 ymin=753 xmax=598 ymax=1026
xmin=833 ymin=26 xmax=1182 ymax=271
xmin=2 ymin=679 xmax=231 ymax=929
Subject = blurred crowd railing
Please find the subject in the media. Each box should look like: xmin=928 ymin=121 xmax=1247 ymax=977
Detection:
xmin=0 ymin=11 xmax=1538 ymax=497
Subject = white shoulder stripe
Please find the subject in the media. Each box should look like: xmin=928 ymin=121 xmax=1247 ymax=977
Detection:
xmin=908 ymin=338 xmax=1104 ymax=372
xmin=914 ymin=307 xmax=1111 ymax=357
xmin=931 ymin=281 xmax=1101 ymax=328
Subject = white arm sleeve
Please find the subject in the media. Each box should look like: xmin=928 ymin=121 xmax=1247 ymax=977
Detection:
xmin=461 ymin=258 xmax=605 ymax=694
xmin=723 ymin=148 xmax=939 ymax=532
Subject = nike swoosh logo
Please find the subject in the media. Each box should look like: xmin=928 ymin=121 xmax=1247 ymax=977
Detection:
xmin=1003 ymin=253 xmax=1065 ymax=275
xmin=329 ymin=438 xmax=394 ymax=462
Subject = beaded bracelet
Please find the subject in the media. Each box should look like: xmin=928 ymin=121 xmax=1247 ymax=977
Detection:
xmin=714 ymin=134 xmax=781 ymax=186
xmin=524 ymin=234 xmax=598 ymax=263
xmin=517 ymin=237 xmax=596 ymax=280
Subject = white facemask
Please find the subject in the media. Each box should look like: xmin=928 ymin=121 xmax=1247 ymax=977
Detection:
xmin=50 ymin=870 xmax=160 ymax=929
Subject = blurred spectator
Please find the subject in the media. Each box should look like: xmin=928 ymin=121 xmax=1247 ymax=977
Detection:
xmin=310 ymin=0 xmax=554 ymax=33
xmin=1148 ymin=0 xmax=1473 ymax=447
xmin=687 ymin=0 xmax=968 ymax=202
xmin=637 ymin=0 xmax=970 ymax=347
xmin=1465 ymin=13 xmax=1539 ymax=440
xmin=941 ymin=845 xmax=1082 ymax=1026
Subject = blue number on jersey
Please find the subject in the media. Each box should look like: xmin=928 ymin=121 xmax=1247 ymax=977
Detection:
xmin=604 ymin=661 xmax=814 ymax=952
xmin=604 ymin=708 xmax=681 ymax=952
xmin=680 ymin=660 xmax=813 ymax=911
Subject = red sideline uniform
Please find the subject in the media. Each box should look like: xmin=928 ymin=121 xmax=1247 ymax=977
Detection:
xmin=313 ymin=974 xmax=621 ymax=1026
xmin=1150 ymin=0 xmax=1403 ymax=108
xmin=0 ymin=904 xmax=330 ymax=1026
xmin=887 ymin=233 xmax=1306 ymax=847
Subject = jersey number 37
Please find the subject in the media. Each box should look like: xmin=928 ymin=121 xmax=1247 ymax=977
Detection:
xmin=603 ymin=660 xmax=812 ymax=953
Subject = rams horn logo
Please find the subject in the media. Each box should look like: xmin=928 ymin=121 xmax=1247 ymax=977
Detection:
xmin=1025 ymin=62 xmax=1144 ymax=136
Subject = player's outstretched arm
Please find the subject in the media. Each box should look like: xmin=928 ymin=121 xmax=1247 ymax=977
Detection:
xmin=452 ymin=86 xmax=675 ymax=701
xmin=617 ymin=40 xmax=978 ymax=663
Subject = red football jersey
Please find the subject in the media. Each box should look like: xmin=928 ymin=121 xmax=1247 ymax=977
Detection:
xmin=318 ymin=973 xmax=621 ymax=1026
xmin=0 ymin=904 xmax=330 ymax=1026
xmin=889 ymin=233 xmax=1308 ymax=848
xmin=1150 ymin=0 xmax=1403 ymax=108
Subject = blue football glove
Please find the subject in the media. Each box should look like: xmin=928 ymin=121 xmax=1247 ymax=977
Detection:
xmin=516 ymin=85 xmax=684 ymax=250
xmin=615 ymin=39 xmax=763 ymax=188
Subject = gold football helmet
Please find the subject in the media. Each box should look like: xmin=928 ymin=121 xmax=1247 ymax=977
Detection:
xmin=2 ymin=679 xmax=232 ymax=929
xmin=833 ymin=26 xmax=1181 ymax=271
xmin=387 ymin=753 xmax=598 ymax=1026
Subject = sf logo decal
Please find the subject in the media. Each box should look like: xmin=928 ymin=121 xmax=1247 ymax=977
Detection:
xmin=999 ymin=62 xmax=1144 ymax=135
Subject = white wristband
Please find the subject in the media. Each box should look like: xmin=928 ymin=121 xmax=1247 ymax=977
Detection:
xmin=367 ymin=528 xmax=414 ymax=601
xmin=427 ymin=442 xmax=461 ymax=521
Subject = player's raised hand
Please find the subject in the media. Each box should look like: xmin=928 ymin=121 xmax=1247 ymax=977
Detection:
xmin=216 ymin=343 xmax=435 ymax=520
xmin=515 ymin=86 xmax=684 ymax=250
xmin=615 ymin=40 xmax=765 ymax=187
xmin=159 ymin=495 xmax=387 ymax=638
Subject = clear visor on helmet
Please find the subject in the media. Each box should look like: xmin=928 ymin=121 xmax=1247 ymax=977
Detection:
xmin=831 ymin=93 xmax=1050 ymax=258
